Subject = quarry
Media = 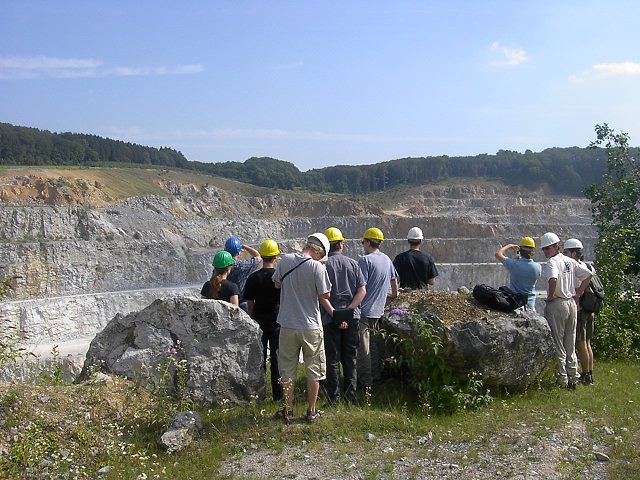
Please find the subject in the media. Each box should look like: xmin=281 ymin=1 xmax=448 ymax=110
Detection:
xmin=0 ymin=167 xmax=597 ymax=381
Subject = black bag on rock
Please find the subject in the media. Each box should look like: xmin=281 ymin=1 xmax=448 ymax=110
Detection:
xmin=472 ymin=284 xmax=528 ymax=312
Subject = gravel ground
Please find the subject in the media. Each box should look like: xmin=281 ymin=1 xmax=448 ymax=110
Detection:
xmin=219 ymin=418 xmax=609 ymax=480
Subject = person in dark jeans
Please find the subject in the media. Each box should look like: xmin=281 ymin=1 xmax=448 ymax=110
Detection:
xmin=321 ymin=227 xmax=366 ymax=404
xmin=244 ymin=239 xmax=284 ymax=401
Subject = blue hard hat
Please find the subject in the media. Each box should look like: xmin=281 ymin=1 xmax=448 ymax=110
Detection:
xmin=224 ymin=236 xmax=242 ymax=256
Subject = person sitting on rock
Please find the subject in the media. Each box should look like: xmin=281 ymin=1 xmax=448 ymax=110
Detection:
xmin=224 ymin=236 xmax=260 ymax=312
xmin=201 ymin=250 xmax=240 ymax=306
xmin=495 ymin=236 xmax=542 ymax=311
xmin=244 ymin=239 xmax=284 ymax=402
xmin=393 ymin=226 xmax=438 ymax=290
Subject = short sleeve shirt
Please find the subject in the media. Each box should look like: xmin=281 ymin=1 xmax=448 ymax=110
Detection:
xmin=393 ymin=249 xmax=438 ymax=289
xmin=546 ymin=253 xmax=592 ymax=299
xmin=322 ymin=252 xmax=367 ymax=325
xmin=227 ymin=257 xmax=260 ymax=300
xmin=272 ymin=253 xmax=332 ymax=330
xmin=200 ymin=279 xmax=240 ymax=303
xmin=502 ymin=257 xmax=542 ymax=308
xmin=358 ymin=251 xmax=398 ymax=318
xmin=244 ymin=267 xmax=280 ymax=329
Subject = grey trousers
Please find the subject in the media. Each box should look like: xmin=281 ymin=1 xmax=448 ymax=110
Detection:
xmin=544 ymin=297 xmax=579 ymax=385
xmin=357 ymin=316 xmax=380 ymax=388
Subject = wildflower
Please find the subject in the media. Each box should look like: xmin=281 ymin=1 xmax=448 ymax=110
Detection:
xmin=388 ymin=307 xmax=409 ymax=317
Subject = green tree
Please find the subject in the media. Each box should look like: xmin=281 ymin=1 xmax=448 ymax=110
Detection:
xmin=585 ymin=124 xmax=640 ymax=358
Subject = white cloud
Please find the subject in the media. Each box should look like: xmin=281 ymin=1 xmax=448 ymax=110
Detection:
xmin=569 ymin=61 xmax=640 ymax=82
xmin=593 ymin=61 xmax=640 ymax=77
xmin=0 ymin=55 xmax=204 ymax=80
xmin=489 ymin=41 xmax=529 ymax=67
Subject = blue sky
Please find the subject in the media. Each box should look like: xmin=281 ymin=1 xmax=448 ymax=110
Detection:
xmin=2 ymin=1 xmax=639 ymax=171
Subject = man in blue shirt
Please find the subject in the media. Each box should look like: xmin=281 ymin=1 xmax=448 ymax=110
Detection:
xmin=357 ymin=227 xmax=398 ymax=389
xmin=495 ymin=236 xmax=542 ymax=311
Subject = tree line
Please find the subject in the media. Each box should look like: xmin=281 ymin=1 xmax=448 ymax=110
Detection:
xmin=1 ymin=122 xmax=628 ymax=195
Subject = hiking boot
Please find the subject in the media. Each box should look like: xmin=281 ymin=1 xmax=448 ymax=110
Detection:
xmin=567 ymin=382 xmax=577 ymax=390
xmin=276 ymin=407 xmax=294 ymax=424
xmin=579 ymin=373 xmax=590 ymax=385
xmin=588 ymin=372 xmax=594 ymax=385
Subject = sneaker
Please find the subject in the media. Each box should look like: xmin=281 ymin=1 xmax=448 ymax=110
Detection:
xmin=276 ymin=408 xmax=294 ymax=424
xmin=579 ymin=373 xmax=590 ymax=385
xmin=567 ymin=382 xmax=577 ymax=390
xmin=306 ymin=409 xmax=321 ymax=423
xmin=588 ymin=372 xmax=594 ymax=385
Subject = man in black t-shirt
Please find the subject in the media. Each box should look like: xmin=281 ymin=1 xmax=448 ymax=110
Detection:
xmin=243 ymin=239 xmax=284 ymax=402
xmin=393 ymin=227 xmax=438 ymax=290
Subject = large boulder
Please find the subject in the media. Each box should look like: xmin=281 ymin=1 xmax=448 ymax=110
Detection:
xmin=381 ymin=291 xmax=556 ymax=392
xmin=78 ymin=297 xmax=265 ymax=404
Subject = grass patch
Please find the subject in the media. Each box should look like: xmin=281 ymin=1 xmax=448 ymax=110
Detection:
xmin=0 ymin=360 xmax=638 ymax=479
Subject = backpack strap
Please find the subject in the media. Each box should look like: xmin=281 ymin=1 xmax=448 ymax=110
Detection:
xmin=280 ymin=257 xmax=312 ymax=283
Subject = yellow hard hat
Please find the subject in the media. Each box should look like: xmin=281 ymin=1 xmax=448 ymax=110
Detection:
xmin=519 ymin=236 xmax=536 ymax=248
xmin=258 ymin=239 xmax=280 ymax=257
xmin=325 ymin=227 xmax=344 ymax=243
xmin=362 ymin=227 xmax=384 ymax=241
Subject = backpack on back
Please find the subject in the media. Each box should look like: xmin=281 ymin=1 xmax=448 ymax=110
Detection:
xmin=580 ymin=264 xmax=605 ymax=314
xmin=472 ymin=284 xmax=528 ymax=312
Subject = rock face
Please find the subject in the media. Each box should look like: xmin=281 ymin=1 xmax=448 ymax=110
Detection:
xmin=0 ymin=171 xmax=597 ymax=384
xmin=382 ymin=306 xmax=556 ymax=392
xmin=78 ymin=297 xmax=265 ymax=404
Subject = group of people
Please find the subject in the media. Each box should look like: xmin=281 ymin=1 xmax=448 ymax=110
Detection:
xmin=200 ymin=227 xmax=596 ymax=420
xmin=201 ymin=227 xmax=438 ymax=422
xmin=495 ymin=233 xmax=596 ymax=389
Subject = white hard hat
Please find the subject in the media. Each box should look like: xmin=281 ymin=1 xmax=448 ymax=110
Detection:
xmin=308 ymin=232 xmax=330 ymax=261
xmin=539 ymin=232 xmax=561 ymax=249
xmin=564 ymin=238 xmax=583 ymax=250
xmin=407 ymin=226 xmax=424 ymax=240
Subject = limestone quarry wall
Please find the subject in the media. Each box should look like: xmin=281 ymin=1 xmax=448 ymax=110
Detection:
xmin=0 ymin=181 xmax=598 ymax=372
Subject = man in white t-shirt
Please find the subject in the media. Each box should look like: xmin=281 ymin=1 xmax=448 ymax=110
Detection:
xmin=273 ymin=233 xmax=332 ymax=423
xmin=540 ymin=232 xmax=592 ymax=389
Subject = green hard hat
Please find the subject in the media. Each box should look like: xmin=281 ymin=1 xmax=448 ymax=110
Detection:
xmin=212 ymin=250 xmax=234 ymax=269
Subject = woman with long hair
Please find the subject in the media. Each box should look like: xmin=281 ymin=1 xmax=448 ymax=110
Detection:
xmin=201 ymin=250 xmax=240 ymax=306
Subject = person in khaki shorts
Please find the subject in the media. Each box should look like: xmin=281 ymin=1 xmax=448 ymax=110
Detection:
xmin=273 ymin=233 xmax=332 ymax=423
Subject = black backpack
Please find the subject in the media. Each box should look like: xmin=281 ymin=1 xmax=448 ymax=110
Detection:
xmin=473 ymin=284 xmax=528 ymax=312
xmin=580 ymin=264 xmax=605 ymax=314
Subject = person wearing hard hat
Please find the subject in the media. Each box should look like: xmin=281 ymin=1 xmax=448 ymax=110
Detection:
xmin=224 ymin=236 xmax=261 ymax=312
xmin=272 ymin=232 xmax=332 ymax=423
xmin=244 ymin=239 xmax=285 ymax=402
xmin=562 ymin=238 xmax=595 ymax=385
xmin=393 ymin=227 xmax=439 ymax=290
xmin=321 ymin=227 xmax=367 ymax=405
xmin=539 ymin=232 xmax=592 ymax=390
xmin=357 ymin=227 xmax=399 ymax=390
xmin=495 ymin=236 xmax=542 ymax=311
xmin=201 ymin=250 xmax=240 ymax=306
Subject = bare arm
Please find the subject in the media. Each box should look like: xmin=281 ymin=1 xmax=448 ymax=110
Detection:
xmin=389 ymin=278 xmax=399 ymax=299
xmin=427 ymin=278 xmax=435 ymax=286
xmin=547 ymin=278 xmax=557 ymax=302
xmin=495 ymin=244 xmax=517 ymax=262
xmin=348 ymin=286 xmax=366 ymax=310
xmin=319 ymin=292 xmax=332 ymax=316
xmin=575 ymin=275 xmax=593 ymax=299
xmin=242 ymin=244 xmax=260 ymax=258
xmin=229 ymin=294 xmax=239 ymax=307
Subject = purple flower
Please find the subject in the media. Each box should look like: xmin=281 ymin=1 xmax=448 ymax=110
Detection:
xmin=389 ymin=307 xmax=409 ymax=317
xmin=168 ymin=347 xmax=178 ymax=355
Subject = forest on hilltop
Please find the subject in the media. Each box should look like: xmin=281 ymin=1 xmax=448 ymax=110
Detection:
xmin=0 ymin=122 xmax=621 ymax=195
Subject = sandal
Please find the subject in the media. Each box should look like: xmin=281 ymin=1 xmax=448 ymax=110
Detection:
xmin=306 ymin=409 xmax=321 ymax=423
